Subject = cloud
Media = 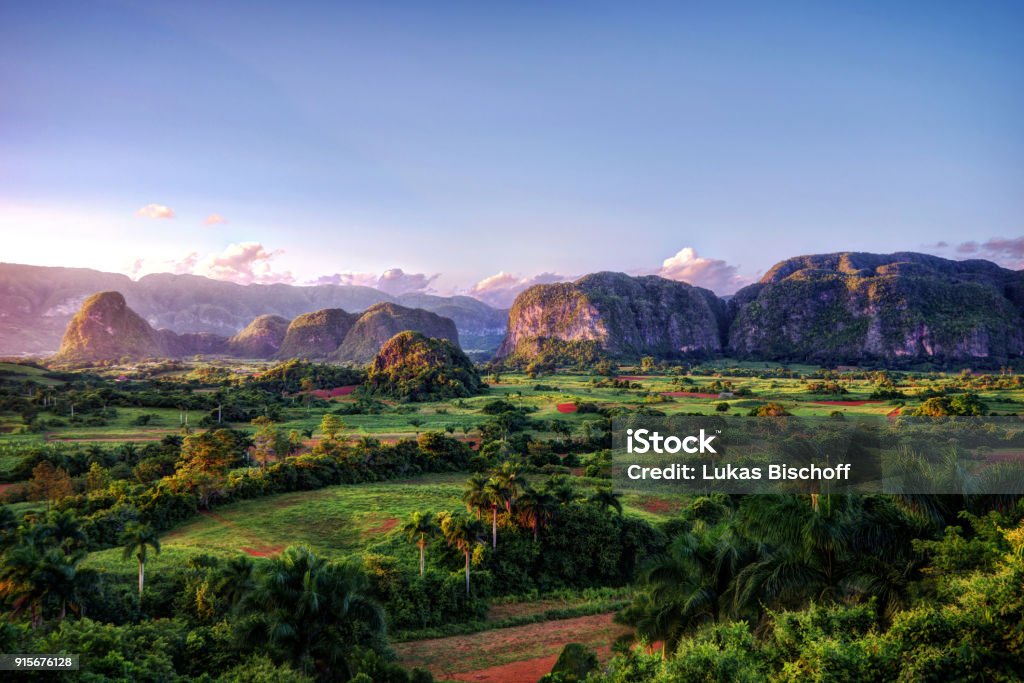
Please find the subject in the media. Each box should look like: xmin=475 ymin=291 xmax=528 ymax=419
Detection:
xmin=656 ymin=247 xmax=751 ymax=294
xmin=376 ymin=268 xmax=439 ymax=295
xmin=196 ymin=242 xmax=294 ymax=285
xmin=309 ymin=268 xmax=437 ymax=295
xmin=203 ymin=213 xmax=228 ymax=226
xmin=930 ymin=235 xmax=1024 ymax=269
xmin=468 ymin=271 xmax=569 ymax=308
xmin=136 ymin=203 xmax=176 ymax=219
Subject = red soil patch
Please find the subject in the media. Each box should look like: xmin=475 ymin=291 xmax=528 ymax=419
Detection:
xmin=240 ymin=544 xmax=286 ymax=558
xmin=810 ymin=400 xmax=883 ymax=406
xmin=364 ymin=517 xmax=399 ymax=535
xmin=450 ymin=652 xmax=560 ymax=683
xmin=309 ymin=385 xmax=359 ymax=399
xmin=661 ymin=391 xmax=719 ymax=399
xmin=639 ymin=497 xmax=681 ymax=515
xmin=887 ymin=407 xmax=901 ymax=422
xmin=556 ymin=403 xmax=578 ymax=413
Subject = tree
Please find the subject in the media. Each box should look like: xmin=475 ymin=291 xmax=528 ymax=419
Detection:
xmin=120 ymin=521 xmax=161 ymax=605
xmin=239 ymin=547 xmax=385 ymax=676
xmin=492 ymin=461 xmax=525 ymax=514
xmin=0 ymin=542 xmax=46 ymax=627
xmin=641 ymin=356 xmax=656 ymax=373
xmin=176 ymin=429 xmax=237 ymax=508
xmin=28 ymin=462 xmax=73 ymax=511
xmin=483 ymin=479 xmax=508 ymax=548
xmin=715 ymin=402 xmax=730 ymax=413
xmin=252 ymin=417 xmax=291 ymax=469
xmin=462 ymin=473 xmax=489 ymax=520
xmin=588 ymin=488 xmax=623 ymax=516
xmin=40 ymin=510 xmax=88 ymax=555
xmin=439 ymin=512 xmax=485 ymax=596
xmin=516 ymin=487 xmax=557 ymax=542
xmin=402 ymin=511 xmax=439 ymax=576
xmin=85 ymin=462 xmax=110 ymax=492
xmin=320 ymin=414 xmax=346 ymax=443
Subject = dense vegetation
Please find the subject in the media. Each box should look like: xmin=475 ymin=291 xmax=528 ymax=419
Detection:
xmin=1 ymin=357 xmax=1023 ymax=680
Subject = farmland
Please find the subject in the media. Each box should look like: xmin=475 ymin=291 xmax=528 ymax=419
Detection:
xmin=2 ymin=358 xmax=1024 ymax=681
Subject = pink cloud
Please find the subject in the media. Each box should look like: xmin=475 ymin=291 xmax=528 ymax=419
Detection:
xmin=657 ymin=247 xmax=751 ymax=294
xmin=468 ymin=271 xmax=569 ymax=308
xmin=197 ymin=242 xmax=294 ymax=285
xmin=136 ymin=203 xmax=176 ymax=219
xmin=203 ymin=213 xmax=228 ymax=226
xmin=930 ymin=235 xmax=1024 ymax=269
xmin=310 ymin=268 xmax=437 ymax=294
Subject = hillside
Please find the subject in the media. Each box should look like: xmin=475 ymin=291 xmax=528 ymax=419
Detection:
xmin=364 ymin=330 xmax=482 ymax=400
xmin=333 ymin=303 xmax=460 ymax=364
xmin=55 ymin=291 xmax=165 ymax=361
xmin=728 ymin=252 xmax=1024 ymax=362
xmin=0 ymin=263 xmax=506 ymax=356
xmin=275 ymin=309 xmax=358 ymax=360
xmin=497 ymin=272 xmax=728 ymax=360
xmin=227 ymin=314 xmax=290 ymax=358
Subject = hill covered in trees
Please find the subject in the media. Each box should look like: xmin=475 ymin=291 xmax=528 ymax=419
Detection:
xmin=364 ymin=331 xmax=482 ymax=400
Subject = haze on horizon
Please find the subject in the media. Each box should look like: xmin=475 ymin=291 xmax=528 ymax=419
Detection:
xmin=2 ymin=0 xmax=1023 ymax=307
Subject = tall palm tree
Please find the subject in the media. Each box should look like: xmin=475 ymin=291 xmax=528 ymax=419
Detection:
xmin=120 ymin=521 xmax=160 ymax=605
xmin=462 ymin=473 xmax=488 ymax=520
xmin=492 ymin=462 xmax=525 ymax=514
xmin=516 ymin=487 xmax=557 ymax=542
xmin=483 ymin=478 xmax=508 ymax=548
xmin=543 ymin=475 xmax=577 ymax=505
xmin=37 ymin=547 xmax=94 ymax=622
xmin=439 ymin=513 xmax=485 ymax=596
xmin=0 ymin=542 xmax=46 ymax=627
xmin=402 ymin=511 xmax=439 ymax=576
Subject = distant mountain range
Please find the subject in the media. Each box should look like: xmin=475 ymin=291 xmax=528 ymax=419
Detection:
xmin=0 ymin=263 xmax=507 ymax=356
xmin=6 ymin=252 xmax=1024 ymax=365
xmin=499 ymin=252 xmax=1024 ymax=365
xmin=54 ymin=292 xmax=462 ymax=364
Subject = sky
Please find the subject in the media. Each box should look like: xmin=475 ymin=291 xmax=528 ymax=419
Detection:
xmin=1 ymin=0 xmax=1022 ymax=307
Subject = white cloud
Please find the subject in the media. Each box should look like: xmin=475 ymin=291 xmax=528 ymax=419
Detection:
xmin=657 ymin=247 xmax=750 ymax=294
xmin=198 ymin=242 xmax=294 ymax=285
xmin=468 ymin=271 xmax=569 ymax=308
xmin=136 ymin=203 xmax=176 ymax=219
xmin=310 ymin=268 xmax=437 ymax=294
xmin=203 ymin=213 xmax=228 ymax=226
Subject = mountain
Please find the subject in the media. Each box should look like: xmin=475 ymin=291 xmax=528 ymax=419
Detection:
xmin=55 ymin=292 xmax=165 ymax=361
xmin=728 ymin=252 xmax=1024 ymax=362
xmin=395 ymin=292 xmax=508 ymax=354
xmin=497 ymin=272 xmax=728 ymax=360
xmin=227 ymin=315 xmax=290 ymax=358
xmin=276 ymin=309 xmax=358 ymax=360
xmin=364 ymin=331 xmax=482 ymax=401
xmin=333 ymin=303 xmax=460 ymax=364
xmin=0 ymin=263 xmax=507 ymax=357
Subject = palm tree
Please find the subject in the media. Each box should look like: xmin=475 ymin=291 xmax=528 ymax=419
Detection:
xmin=216 ymin=555 xmax=256 ymax=609
xmin=41 ymin=510 xmax=88 ymax=555
xmin=120 ymin=521 xmax=160 ymax=605
xmin=492 ymin=462 xmax=525 ymax=514
xmin=483 ymin=478 xmax=508 ymax=548
xmin=402 ymin=511 xmax=439 ymax=576
xmin=543 ymin=475 xmax=577 ymax=505
xmin=588 ymin=488 xmax=623 ymax=515
xmin=439 ymin=512 xmax=485 ymax=596
xmin=37 ymin=547 xmax=94 ymax=622
xmin=516 ymin=487 xmax=557 ymax=542
xmin=239 ymin=547 xmax=385 ymax=676
xmin=462 ymin=473 xmax=488 ymax=520
xmin=0 ymin=542 xmax=46 ymax=627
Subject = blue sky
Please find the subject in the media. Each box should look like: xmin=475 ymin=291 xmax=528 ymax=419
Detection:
xmin=2 ymin=1 xmax=1022 ymax=305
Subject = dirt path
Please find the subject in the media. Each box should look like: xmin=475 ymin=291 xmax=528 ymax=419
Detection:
xmin=394 ymin=612 xmax=630 ymax=682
